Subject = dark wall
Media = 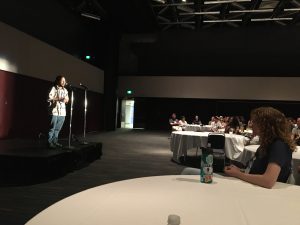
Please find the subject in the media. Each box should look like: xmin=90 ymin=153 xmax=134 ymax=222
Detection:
xmin=0 ymin=70 xmax=104 ymax=139
xmin=119 ymin=27 xmax=300 ymax=76
xmin=0 ymin=0 xmax=108 ymax=69
xmin=133 ymin=97 xmax=300 ymax=130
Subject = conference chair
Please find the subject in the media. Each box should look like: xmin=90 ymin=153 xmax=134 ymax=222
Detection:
xmin=207 ymin=133 xmax=227 ymax=173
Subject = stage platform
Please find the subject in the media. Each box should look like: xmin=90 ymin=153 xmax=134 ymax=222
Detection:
xmin=0 ymin=139 xmax=102 ymax=186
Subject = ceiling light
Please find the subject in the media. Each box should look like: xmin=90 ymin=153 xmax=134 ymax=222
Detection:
xmin=152 ymin=3 xmax=193 ymax=7
xmin=251 ymin=17 xmax=293 ymax=22
xmin=229 ymin=9 xmax=273 ymax=13
xmin=284 ymin=8 xmax=300 ymax=12
xmin=204 ymin=0 xmax=251 ymax=4
xmin=153 ymin=0 xmax=166 ymax=3
xmin=203 ymin=19 xmax=242 ymax=23
xmin=81 ymin=13 xmax=101 ymax=21
xmin=160 ymin=21 xmax=196 ymax=25
xmin=180 ymin=11 xmax=220 ymax=15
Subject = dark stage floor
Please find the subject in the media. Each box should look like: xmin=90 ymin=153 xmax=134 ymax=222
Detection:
xmin=0 ymin=129 xmax=185 ymax=225
xmin=0 ymin=138 xmax=102 ymax=186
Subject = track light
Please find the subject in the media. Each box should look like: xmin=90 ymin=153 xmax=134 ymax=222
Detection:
xmin=81 ymin=13 xmax=101 ymax=21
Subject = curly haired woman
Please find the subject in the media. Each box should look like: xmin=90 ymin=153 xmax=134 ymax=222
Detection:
xmin=225 ymin=107 xmax=295 ymax=188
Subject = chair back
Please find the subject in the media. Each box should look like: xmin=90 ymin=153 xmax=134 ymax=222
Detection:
xmin=207 ymin=133 xmax=226 ymax=172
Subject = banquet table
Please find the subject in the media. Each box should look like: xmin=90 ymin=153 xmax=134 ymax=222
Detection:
xmin=170 ymin=131 xmax=249 ymax=162
xmin=184 ymin=124 xmax=212 ymax=132
xmin=25 ymin=174 xmax=300 ymax=225
xmin=240 ymin=145 xmax=300 ymax=185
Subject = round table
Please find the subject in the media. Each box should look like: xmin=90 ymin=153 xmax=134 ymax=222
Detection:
xmin=170 ymin=131 xmax=249 ymax=162
xmin=184 ymin=124 xmax=212 ymax=132
xmin=26 ymin=175 xmax=300 ymax=225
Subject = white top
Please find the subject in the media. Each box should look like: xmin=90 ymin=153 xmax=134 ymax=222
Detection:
xmin=48 ymin=86 xmax=69 ymax=116
xmin=26 ymin=175 xmax=300 ymax=225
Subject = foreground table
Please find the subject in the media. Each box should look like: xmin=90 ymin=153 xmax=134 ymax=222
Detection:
xmin=26 ymin=175 xmax=300 ymax=225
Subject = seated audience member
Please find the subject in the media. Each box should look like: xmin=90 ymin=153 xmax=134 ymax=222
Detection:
xmin=292 ymin=117 xmax=300 ymax=145
xmin=210 ymin=116 xmax=222 ymax=131
xmin=179 ymin=116 xmax=188 ymax=130
xmin=225 ymin=107 xmax=295 ymax=189
xmin=287 ymin=117 xmax=296 ymax=132
xmin=169 ymin=113 xmax=181 ymax=131
xmin=192 ymin=115 xmax=202 ymax=125
xmin=225 ymin=116 xmax=241 ymax=134
xmin=246 ymin=119 xmax=253 ymax=130
xmin=220 ymin=116 xmax=228 ymax=128
xmin=208 ymin=116 xmax=214 ymax=125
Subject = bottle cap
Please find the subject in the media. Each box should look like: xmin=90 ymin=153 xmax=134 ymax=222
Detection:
xmin=167 ymin=214 xmax=181 ymax=225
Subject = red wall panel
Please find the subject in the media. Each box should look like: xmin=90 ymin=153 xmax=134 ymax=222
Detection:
xmin=0 ymin=70 xmax=104 ymax=139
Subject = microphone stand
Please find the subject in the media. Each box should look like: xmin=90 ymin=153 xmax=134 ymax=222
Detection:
xmin=81 ymin=85 xmax=88 ymax=144
xmin=66 ymin=85 xmax=75 ymax=149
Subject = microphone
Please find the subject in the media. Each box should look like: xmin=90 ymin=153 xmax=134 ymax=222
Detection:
xmin=80 ymin=83 xmax=88 ymax=89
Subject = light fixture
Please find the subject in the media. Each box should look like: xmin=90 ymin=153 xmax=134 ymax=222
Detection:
xmin=160 ymin=21 xmax=196 ymax=25
xmin=180 ymin=11 xmax=220 ymax=15
xmin=152 ymin=2 xmax=193 ymax=7
xmin=229 ymin=9 xmax=274 ymax=13
xmin=203 ymin=19 xmax=242 ymax=23
xmin=81 ymin=13 xmax=101 ymax=21
xmin=153 ymin=0 xmax=166 ymax=3
xmin=284 ymin=8 xmax=300 ymax=12
xmin=204 ymin=0 xmax=251 ymax=4
xmin=251 ymin=17 xmax=293 ymax=22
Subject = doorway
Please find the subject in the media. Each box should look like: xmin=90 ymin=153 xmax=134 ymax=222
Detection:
xmin=121 ymin=99 xmax=135 ymax=128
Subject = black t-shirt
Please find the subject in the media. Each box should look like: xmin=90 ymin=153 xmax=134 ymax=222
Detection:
xmin=249 ymin=139 xmax=292 ymax=183
xmin=169 ymin=118 xmax=178 ymax=125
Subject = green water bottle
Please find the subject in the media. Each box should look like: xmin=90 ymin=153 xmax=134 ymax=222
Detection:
xmin=200 ymin=144 xmax=213 ymax=183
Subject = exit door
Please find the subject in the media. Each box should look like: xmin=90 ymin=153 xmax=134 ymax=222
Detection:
xmin=121 ymin=99 xmax=134 ymax=128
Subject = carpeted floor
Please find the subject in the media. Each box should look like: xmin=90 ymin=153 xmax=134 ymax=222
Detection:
xmin=0 ymin=129 xmax=195 ymax=225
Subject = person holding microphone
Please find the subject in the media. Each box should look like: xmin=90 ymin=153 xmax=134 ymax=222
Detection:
xmin=47 ymin=75 xmax=69 ymax=149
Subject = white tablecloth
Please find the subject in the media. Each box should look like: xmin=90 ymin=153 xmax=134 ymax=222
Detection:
xmin=185 ymin=124 xmax=212 ymax=132
xmin=26 ymin=175 xmax=300 ymax=225
xmin=170 ymin=131 xmax=249 ymax=162
xmin=240 ymin=145 xmax=300 ymax=185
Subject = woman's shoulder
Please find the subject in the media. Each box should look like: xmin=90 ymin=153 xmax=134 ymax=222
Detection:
xmin=269 ymin=138 xmax=292 ymax=155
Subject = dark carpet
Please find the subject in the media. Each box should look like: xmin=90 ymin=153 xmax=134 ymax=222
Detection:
xmin=0 ymin=129 xmax=191 ymax=225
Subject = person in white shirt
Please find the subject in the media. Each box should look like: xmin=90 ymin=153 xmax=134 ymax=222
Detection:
xmin=179 ymin=116 xmax=188 ymax=130
xmin=292 ymin=117 xmax=300 ymax=145
xmin=47 ymin=76 xmax=69 ymax=149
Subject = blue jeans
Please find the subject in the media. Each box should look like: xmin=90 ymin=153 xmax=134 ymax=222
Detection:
xmin=48 ymin=115 xmax=65 ymax=144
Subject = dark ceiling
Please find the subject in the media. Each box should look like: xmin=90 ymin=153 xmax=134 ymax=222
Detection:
xmin=152 ymin=0 xmax=300 ymax=30
xmin=59 ymin=0 xmax=300 ymax=31
xmin=0 ymin=0 xmax=300 ymax=74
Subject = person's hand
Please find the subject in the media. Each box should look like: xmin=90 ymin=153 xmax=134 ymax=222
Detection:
xmin=224 ymin=164 xmax=243 ymax=178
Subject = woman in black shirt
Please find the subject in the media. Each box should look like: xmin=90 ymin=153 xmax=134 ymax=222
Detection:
xmin=225 ymin=107 xmax=295 ymax=188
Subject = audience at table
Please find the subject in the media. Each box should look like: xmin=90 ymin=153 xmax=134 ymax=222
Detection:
xmin=287 ymin=117 xmax=296 ymax=132
xmin=210 ymin=116 xmax=223 ymax=131
xmin=178 ymin=116 xmax=188 ymax=130
xmin=225 ymin=116 xmax=242 ymax=134
xmin=169 ymin=113 xmax=181 ymax=131
xmin=192 ymin=115 xmax=202 ymax=125
xmin=291 ymin=117 xmax=300 ymax=145
xmin=224 ymin=107 xmax=295 ymax=189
